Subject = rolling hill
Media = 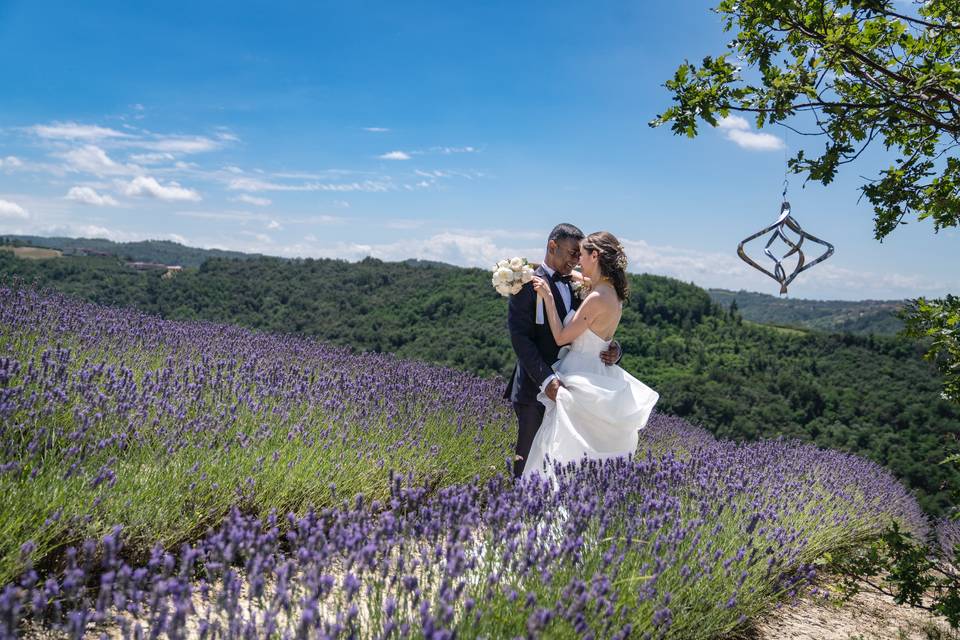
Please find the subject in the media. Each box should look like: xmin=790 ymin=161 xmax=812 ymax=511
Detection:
xmin=0 ymin=238 xmax=956 ymax=514
xmin=707 ymin=288 xmax=905 ymax=336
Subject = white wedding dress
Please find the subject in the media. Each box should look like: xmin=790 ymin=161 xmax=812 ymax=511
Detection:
xmin=522 ymin=310 xmax=660 ymax=482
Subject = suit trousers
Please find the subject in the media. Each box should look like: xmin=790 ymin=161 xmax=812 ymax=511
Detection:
xmin=513 ymin=401 xmax=546 ymax=479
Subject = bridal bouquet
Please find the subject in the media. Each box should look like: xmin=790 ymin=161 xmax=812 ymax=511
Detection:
xmin=491 ymin=257 xmax=535 ymax=297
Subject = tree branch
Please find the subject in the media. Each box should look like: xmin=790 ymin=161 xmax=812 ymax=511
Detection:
xmin=779 ymin=12 xmax=960 ymax=109
xmin=871 ymin=7 xmax=960 ymax=32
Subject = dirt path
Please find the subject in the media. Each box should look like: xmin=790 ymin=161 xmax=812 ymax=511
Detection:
xmin=753 ymin=580 xmax=957 ymax=640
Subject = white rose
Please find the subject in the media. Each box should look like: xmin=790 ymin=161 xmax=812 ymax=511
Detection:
xmin=495 ymin=267 xmax=512 ymax=284
xmin=521 ymin=266 xmax=534 ymax=283
xmin=509 ymin=257 xmax=524 ymax=270
xmin=495 ymin=283 xmax=513 ymax=297
xmin=497 ymin=259 xmax=509 ymax=269
xmin=510 ymin=282 xmax=523 ymax=295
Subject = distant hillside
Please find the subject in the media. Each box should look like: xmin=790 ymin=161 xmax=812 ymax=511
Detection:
xmin=708 ymin=288 xmax=905 ymax=335
xmin=1 ymin=243 xmax=957 ymax=515
xmin=4 ymin=235 xmax=265 ymax=268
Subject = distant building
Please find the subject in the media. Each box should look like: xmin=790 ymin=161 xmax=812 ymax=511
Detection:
xmin=127 ymin=261 xmax=169 ymax=271
xmin=126 ymin=261 xmax=183 ymax=278
xmin=77 ymin=248 xmax=113 ymax=257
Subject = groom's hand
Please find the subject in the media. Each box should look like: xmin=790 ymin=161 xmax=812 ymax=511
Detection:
xmin=600 ymin=341 xmax=621 ymax=365
xmin=545 ymin=378 xmax=562 ymax=401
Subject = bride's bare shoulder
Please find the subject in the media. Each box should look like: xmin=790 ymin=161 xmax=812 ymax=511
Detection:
xmin=594 ymin=283 xmax=620 ymax=307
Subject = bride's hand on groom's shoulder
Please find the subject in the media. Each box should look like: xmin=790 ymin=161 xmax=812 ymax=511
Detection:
xmin=531 ymin=276 xmax=553 ymax=300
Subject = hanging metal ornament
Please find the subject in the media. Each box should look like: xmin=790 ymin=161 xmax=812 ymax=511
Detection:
xmin=737 ymin=190 xmax=835 ymax=295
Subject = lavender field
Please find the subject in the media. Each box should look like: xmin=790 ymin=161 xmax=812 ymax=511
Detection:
xmin=0 ymin=286 xmax=933 ymax=638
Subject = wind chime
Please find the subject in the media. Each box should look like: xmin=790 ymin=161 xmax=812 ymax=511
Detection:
xmin=737 ymin=170 xmax=835 ymax=295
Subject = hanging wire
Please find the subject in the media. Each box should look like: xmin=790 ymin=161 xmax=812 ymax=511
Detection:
xmin=781 ymin=127 xmax=790 ymax=202
xmin=736 ymin=124 xmax=835 ymax=295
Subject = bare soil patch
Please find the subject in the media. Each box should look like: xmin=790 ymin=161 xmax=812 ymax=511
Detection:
xmin=1 ymin=246 xmax=63 ymax=259
xmin=753 ymin=579 xmax=957 ymax=640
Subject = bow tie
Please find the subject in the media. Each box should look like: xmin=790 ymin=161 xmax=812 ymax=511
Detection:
xmin=551 ymin=271 xmax=572 ymax=285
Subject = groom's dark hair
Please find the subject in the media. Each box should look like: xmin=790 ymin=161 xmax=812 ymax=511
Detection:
xmin=548 ymin=223 xmax=584 ymax=243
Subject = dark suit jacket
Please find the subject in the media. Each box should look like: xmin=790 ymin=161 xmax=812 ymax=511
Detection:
xmin=504 ymin=265 xmax=581 ymax=404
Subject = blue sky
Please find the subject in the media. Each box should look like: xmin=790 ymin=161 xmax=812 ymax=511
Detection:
xmin=0 ymin=0 xmax=955 ymax=300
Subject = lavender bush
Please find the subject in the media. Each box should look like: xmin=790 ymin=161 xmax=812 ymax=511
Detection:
xmin=0 ymin=286 xmax=929 ymax=638
xmin=0 ymin=286 xmax=512 ymax=584
xmin=938 ymin=518 xmax=960 ymax=563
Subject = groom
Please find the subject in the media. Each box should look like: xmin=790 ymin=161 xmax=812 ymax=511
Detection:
xmin=504 ymin=223 xmax=621 ymax=478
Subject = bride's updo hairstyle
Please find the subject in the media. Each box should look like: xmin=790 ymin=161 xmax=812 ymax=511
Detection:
xmin=582 ymin=231 xmax=629 ymax=301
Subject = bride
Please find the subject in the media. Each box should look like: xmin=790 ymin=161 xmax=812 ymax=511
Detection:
xmin=522 ymin=231 xmax=659 ymax=481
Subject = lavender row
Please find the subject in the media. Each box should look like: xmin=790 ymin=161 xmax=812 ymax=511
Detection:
xmin=0 ymin=285 xmax=929 ymax=637
xmin=3 ymin=415 xmax=926 ymax=639
xmin=0 ymin=285 xmax=513 ymax=583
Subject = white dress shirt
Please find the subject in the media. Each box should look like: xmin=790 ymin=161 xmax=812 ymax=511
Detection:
xmin=538 ymin=263 xmax=571 ymax=392
xmin=539 ymin=263 xmax=572 ymax=313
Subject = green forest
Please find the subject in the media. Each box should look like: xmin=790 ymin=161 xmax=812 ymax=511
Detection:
xmin=1 ymin=246 xmax=957 ymax=515
xmin=2 ymin=235 xmax=262 ymax=267
xmin=708 ymin=288 xmax=904 ymax=336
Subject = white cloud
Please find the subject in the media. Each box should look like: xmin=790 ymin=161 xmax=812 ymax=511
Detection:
xmin=269 ymin=169 xmax=360 ymax=179
xmin=231 ymin=194 xmax=272 ymax=206
xmin=31 ymin=120 xmax=230 ymax=156
xmin=363 ymin=127 xmax=390 ymax=133
xmin=414 ymin=168 xmax=484 ymax=180
xmin=215 ymin=130 xmax=240 ymax=143
xmin=174 ymin=210 xmax=342 ymax=226
xmin=239 ymin=230 xmax=273 ymax=244
xmin=227 ymin=177 xmax=393 ymax=193
xmin=122 ymin=176 xmax=201 ymax=202
xmin=716 ymin=115 xmax=785 ymax=151
xmin=0 ymin=156 xmax=23 ymax=168
xmin=31 ymin=122 xmax=131 ymax=141
xmin=58 ymin=145 xmax=140 ymax=176
xmin=65 ymin=186 xmax=120 ymax=206
xmin=175 ymin=210 xmax=264 ymax=222
xmin=44 ymin=223 xmax=167 ymax=243
xmin=284 ymin=215 xmax=345 ymax=225
xmin=434 ymin=146 xmax=477 ymax=154
xmin=136 ymin=135 xmax=222 ymax=154
xmin=254 ymin=231 xmax=541 ymax=267
xmin=379 ymin=151 xmax=411 ymax=160
xmin=129 ymin=152 xmax=176 ymax=164
xmin=0 ymin=199 xmax=28 ymax=218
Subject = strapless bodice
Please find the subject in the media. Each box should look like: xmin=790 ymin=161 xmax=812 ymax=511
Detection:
xmin=563 ymin=309 xmax=612 ymax=357
xmin=568 ymin=327 xmax=612 ymax=355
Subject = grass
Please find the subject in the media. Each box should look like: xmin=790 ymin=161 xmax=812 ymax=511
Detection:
xmin=742 ymin=318 xmax=809 ymax=336
xmin=0 ymin=246 xmax=62 ymax=260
